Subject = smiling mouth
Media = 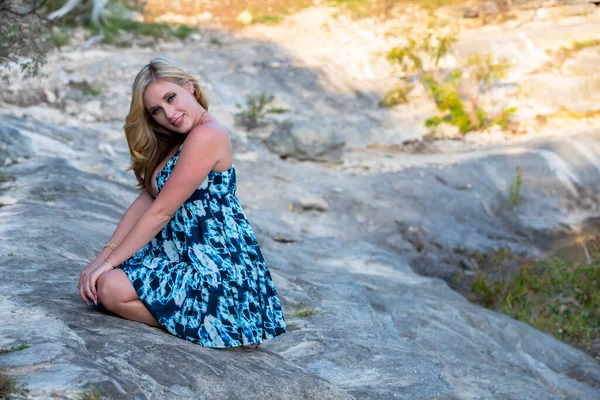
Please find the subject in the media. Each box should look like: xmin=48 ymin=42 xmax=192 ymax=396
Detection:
xmin=172 ymin=115 xmax=184 ymax=126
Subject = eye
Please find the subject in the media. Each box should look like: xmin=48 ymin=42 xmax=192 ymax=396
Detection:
xmin=168 ymin=94 xmax=175 ymax=102
xmin=151 ymin=108 xmax=160 ymax=115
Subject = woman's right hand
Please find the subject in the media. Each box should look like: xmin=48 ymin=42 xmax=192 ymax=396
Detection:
xmin=79 ymin=258 xmax=104 ymax=304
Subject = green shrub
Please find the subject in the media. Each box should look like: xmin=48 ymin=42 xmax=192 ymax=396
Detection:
xmin=0 ymin=0 xmax=51 ymax=81
xmin=235 ymin=93 xmax=288 ymax=130
xmin=422 ymin=70 xmax=479 ymax=133
xmin=472 ymin=254 xmax=600 ymax=353
xmin=48 ymin=28 xmax=71 ymax=48
xmin=385 ymin=30 xmax=459 ymax=74
xmin=0 ymin=371 xmax=28 ymax=399
xmin=466 ymin=53 xmax=511 ymax=92
xmin=492 ymin=107 xmax=517 ymax=129
xmin=383 ymin=26 xmax=517 ymax=135
xmin=508 ymin=166 xmax=523 ymax=207
xmin=89 ymin=15 xmax=197 ymax=45
xmin=80 ymin=388 xmax=104 ymax=400
xmin=0 ymin=373 xmax=17 ymax=399
xmin=379 ymin=83 xmax=412 ymax=107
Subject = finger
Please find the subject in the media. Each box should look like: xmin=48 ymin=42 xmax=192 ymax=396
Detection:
xmin=79 ymin=283 xmax=89 ymax=303
xmin=90 ymin=273 xmax=98 ymax=300
xmin=85 ymin=278 xmax=96 ymax=304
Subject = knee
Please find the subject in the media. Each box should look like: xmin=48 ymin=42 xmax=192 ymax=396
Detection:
xmin=97 ymin=271 xmax=120 ymax=310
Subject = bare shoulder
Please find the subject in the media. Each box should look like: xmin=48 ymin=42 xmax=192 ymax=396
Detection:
xmin=183 ymin=121 xmax=233 ymax=170
xmin=186 ymin=121 xmax=230 ymax=147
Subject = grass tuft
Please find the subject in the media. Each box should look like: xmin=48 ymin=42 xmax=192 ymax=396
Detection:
xmin=0 ymin=371 xmax=28 ymax=399
xmin=288 ymin=303 xmax=320 ymax=318
xmin=507 ymin=166 xmax=523 ymax=207
xmin=80 ymin=388 xmax=104 ymax=400
xmin=0 ymin=373 xmax=17 ymax=399
xmin=0 ymin=344 xmax=30 ymax=355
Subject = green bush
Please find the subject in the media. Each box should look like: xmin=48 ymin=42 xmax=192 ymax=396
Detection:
xmin=466 ymin=53 xmax=510 ymax=92
xmin=48 ymin=28 xmax=71 ymax=48
xmin=0 ymin=0 xmax=51 ymax=81
xmin=507 ymin=166 xmax=523 ymax=207
xmin=89 ymin=15 xmax=197 ymax=45
xmin=0 ymin=373 xmax=17 ymax=399
xmin=385 ymin=30 xmax=459 ymax=74
xmin=235 ymin=93 xmax=288 ymax=130
xmin=379 ymin=83 xmax=412 ymax=107
xmin=80 ymin=388 xmax=104 ymax=400
xmin=383 ymin=24 xmax=516 ymax=135
xmin=0 ymin=371 xmax=28 ymax=399
xmin=423 ymin=70 xmax=480 ymax=133
xmin=472 ymin=255 xmax=600 ymax=353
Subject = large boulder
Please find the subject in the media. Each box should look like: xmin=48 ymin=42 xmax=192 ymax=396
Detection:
xmin=264 ymin=121 xmax=346 ymax=163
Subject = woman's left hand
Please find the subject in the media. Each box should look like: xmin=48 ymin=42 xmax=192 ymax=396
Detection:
xmin=85 ymin=262 xmax=114 ymax=305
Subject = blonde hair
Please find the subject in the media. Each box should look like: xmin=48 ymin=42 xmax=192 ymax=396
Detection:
xmin=124 ymin=58 xmax=209 ymax=196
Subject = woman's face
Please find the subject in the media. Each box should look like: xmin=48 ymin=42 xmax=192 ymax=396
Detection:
xmin=143 ymin=79 xmax=202 ymax=133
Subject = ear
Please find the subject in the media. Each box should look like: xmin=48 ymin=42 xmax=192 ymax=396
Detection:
xmin=186 ymin=81 xmax=194 ymax=94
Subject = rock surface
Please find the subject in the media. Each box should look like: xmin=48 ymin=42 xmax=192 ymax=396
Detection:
xmin=264 ymin=121 xmax=346 ymax=163
xmin=1 ymin=109 xmax=599 ymax=400
xmin=1 ymin=4 xmax=600 ymax=399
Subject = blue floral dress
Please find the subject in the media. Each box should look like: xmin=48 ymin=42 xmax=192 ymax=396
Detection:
xmin=118 ymin=144 xmax=287 ymax=348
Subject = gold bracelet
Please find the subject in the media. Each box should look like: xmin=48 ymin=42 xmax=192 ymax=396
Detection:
xmin=103 ymin=242 xmax=117 ymax=250
xmin=104 ymin=258 xmax=115 ymax=269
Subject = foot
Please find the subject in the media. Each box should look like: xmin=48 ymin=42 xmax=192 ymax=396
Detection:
xmin=244 ymin=343 xmax=260 ymax=349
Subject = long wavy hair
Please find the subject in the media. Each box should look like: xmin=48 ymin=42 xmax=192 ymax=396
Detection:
xmin=124 ymin=58 xmax=209 ymax=197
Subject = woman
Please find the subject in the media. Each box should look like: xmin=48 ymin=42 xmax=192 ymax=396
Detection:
xmin=78 ymin=58 xmax=287 ymax=349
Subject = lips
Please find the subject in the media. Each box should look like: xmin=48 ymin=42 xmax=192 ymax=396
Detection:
xmin=172 ymin=115 xmax=184 ymax=127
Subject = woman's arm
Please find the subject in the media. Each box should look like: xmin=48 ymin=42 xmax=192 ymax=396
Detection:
xmin=95 ymin=189 xmax=155 ymax=262
xmin=79 ymin=189 xmax=154 ymax=303
xmin=105 ymin=128 xmax=226 ymax=268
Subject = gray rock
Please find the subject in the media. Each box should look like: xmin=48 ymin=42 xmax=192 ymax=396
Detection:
xmin=293 ymin=196 xmax=329 ymax=212
xmin=0 ymin=124 xmax=34 ymax=166
xmin=1 ymin=113 xmax=598 ymax=400
xmin=0 ymin=158 xmax=351 ymax=400
xmin=0 ymin=196 xmax=18 ymax=206
xmin=264 ymin=121 xmax=346 ymax=163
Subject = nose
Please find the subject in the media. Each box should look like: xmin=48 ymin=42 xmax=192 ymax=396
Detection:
xmin=163 ymin=106 xmax=177 ymax=120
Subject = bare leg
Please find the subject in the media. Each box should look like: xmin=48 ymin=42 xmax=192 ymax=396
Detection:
xmin=97 ymin=269 xmax=161 ymax=328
